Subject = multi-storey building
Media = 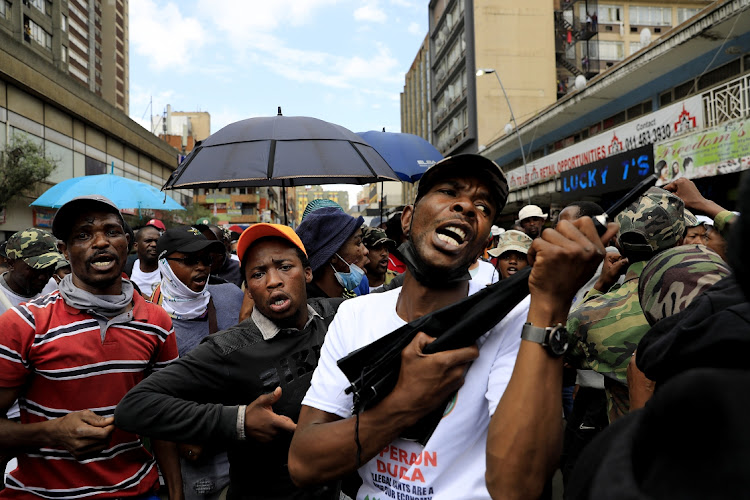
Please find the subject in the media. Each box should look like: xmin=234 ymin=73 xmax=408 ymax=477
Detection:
xmin=399 ymin=35 xmax=432 ymax=205
xmin=480 ymin=0 xmax=750 ymax=220
xmin=0 ymin=0 xmax=129 ymax=113
xmin=428 ymin=0 xmax=557 ymax=157
xmin=554 ymin=0 xmax=711 ymax=94
xmin=0 ymin=23 xmax=185 ymax=237
xmin=420 ymin=0 xmax=713 ymax=162
xmin=294 ymin=185 xmax=350 ymax=225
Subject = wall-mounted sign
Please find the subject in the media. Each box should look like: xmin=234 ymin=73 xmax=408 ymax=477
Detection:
xmin=654 ymin=118 xmax=750 ymax=186
xmin=560 ymin=145 xmax=653 ymax=198
xmin=505 ymin=95 xmax=702 ymax=190
xmin=32 ymin=208 xmax=56 ymax=228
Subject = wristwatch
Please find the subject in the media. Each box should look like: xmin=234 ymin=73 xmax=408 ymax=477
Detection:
xmin=521 ymin=322 xmax=569 ymax=357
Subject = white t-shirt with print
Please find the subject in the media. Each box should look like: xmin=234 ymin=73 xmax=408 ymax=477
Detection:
xmin=302 ymin=283 xmax=529 ymax=500
xmin=130 ymin=259 xmax=161 ymax=296
xmin=470 ymin=259 xmax=500 ymax=288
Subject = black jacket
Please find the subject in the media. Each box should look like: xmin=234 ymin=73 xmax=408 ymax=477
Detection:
xmin=115 ymin=297 xmax=343 ymax=500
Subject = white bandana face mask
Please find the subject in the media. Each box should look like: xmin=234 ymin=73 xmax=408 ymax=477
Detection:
xmin=157 ymin=258 xmax=210 ymax=320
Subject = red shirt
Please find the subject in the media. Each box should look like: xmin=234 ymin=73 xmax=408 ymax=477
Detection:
xmin=0 ymin=290 xmax=177 ymax=500
xmin=387 ymin=253 xmax=407 ymax=274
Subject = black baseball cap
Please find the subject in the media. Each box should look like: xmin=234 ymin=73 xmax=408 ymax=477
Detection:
xmin=52 ymin=195 xmax=125 ymax=241
xmin=415 ymin=154 xmax=509 ymax=224
xmin=156 ymin=226 xmax=225 ymax=259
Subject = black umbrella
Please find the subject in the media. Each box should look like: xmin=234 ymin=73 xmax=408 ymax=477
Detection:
xmin=163 ymin=109 xmax=399 ymax=190
xmin=337 ymin=267 xmax=531 ymax=444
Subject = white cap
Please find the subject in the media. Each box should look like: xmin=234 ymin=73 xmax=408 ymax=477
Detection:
xmin=516 ymin=205 xmax=548 ymax=224
xmin=696 ymin=215 xmax=713 ymax=226
xmin=490 ymin=225 xmax=505 ymax=237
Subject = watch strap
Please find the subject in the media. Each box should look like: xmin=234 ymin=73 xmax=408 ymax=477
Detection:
xmin=521 ymin=322 xmax=548 ymax=344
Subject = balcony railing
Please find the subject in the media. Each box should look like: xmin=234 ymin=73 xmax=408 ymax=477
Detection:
xmin=702 ymin=73 xmax=750 ymax=128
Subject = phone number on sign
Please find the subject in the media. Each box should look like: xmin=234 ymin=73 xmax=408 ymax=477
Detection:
xmin=624 ymin=124 xmax=672 ymax=150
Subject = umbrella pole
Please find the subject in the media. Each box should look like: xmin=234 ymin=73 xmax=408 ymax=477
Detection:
xmin=282 ymin=184 xmax=288 ymax=226
xmin=380 ymin=182 xmax=384 ymax=222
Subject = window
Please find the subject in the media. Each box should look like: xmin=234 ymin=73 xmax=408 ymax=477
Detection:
xmin=69 ymin=49 xmax=88 ymax=68
xmin=69 ymin=63 xmax=88 ymax=82
xmin=29 ymin=0 xmax=46 ymax=14
xmin=584 ymin=4 xmax=622 ymax=23
xmin=68 ymin=2 xmax=87 ymax=22
xmin=0 ymin=1 xmax=9 ymax=20
xmin=68 ymin=32 xmax=88 ymax=53
xmin=677 ymin=7 xmax=702 ymax=24
xmin=61 ymin=44 xmax=68 ymax=63
xmin=85 ymin=156 xmax=106 ymax=176
xmin=69 ymin=16 xmax=88 ymax=40
xmin=629 ymin=41 xmax=642 ymax=55
xmin=659 ymin=90 xmax=673 ymax=107
xmin=629 ymin=6 xmax=672 ymax=26
xmin=61 ymin=13 xmax=67 ymax=31
xmin=594 ymin=41 xmax=625 ymax=61
xmin=28 ymin=19 xmax=52 ymax=49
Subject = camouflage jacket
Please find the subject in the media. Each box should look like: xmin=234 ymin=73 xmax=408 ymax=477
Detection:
xmin=566 ymin=260 xmax=648 ymax=421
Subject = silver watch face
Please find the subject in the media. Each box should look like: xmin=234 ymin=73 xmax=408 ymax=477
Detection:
xmin=547 ymin=326 xmax=569 ymax=356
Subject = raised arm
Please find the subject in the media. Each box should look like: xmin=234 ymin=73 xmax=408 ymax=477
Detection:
xmin=289 ymin=332 xmax=478 ymax=486
xmin=486 ymin=219 xmax=618 ymax=500
xmin=115 ymin=342 xmax=240 ymax=443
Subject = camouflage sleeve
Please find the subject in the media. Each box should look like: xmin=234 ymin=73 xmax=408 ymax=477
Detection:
xmin=713 ymin=210 xmax=736 ymax=239
xmin=583 ymin=288 xmax=604 ymax=301
xmin=565 ymin=311 xmax=586 ymax=368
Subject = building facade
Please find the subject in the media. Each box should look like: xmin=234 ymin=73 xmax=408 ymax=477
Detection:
xmin=294 ymin=185 xmax=350 ymax=225
xmin=480 ymin=0 xmax=750 ymax=223
xmin=428 ymin=0 xmax=558 ymax=157
xmin=0 ymin=26 xmax=185 ymax=238
xmin=0 ymin=0 xmax=129 ymax=113
xmin=554 ymin=0 xmax=712 ymax=95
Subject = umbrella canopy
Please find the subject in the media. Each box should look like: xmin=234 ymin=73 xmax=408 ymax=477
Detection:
xmin=162 ymin=113 xmax=400 ymax=190
xmin=31 ymin=174 xmax=184 ymax=211
xmin=228 ymin=224 xmax=249 ymax=233
xmin=357 ymin=130 xmax=443 ymax=183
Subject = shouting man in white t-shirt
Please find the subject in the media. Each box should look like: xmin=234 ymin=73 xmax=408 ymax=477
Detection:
xmin=289 ymin=154 xmax=615 ymax=499
xmin=129 ymin=225 xmax=162 ymax=296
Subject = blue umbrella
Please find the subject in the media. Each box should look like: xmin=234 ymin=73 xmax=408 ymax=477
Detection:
xmin=357 ymin=130 xmax=443 ymax=183
xmin=31 ymin=174 xmax=184 ymax=211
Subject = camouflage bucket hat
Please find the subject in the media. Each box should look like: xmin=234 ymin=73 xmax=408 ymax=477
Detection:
xmin=362 ymin=226 xmax=396 ymax=249
xmin=487 ymin=229 xmax=533 ymax=257
xmin=616 ymin=187 xmax=685 ymax=254
xmin=683 ymin=209 xmax=699 ymax=228
xmin=5 ymin=228 xmax=65 ymax=270
xmin=638 ymin=244 xmax=730 ymax=326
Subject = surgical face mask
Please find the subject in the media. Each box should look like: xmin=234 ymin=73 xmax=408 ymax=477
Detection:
xmin=331 ymin=253 xmax=365 ymax=291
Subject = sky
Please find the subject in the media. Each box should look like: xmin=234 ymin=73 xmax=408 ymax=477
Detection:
xmin=128 ymin=0 xmax=428 ymax=206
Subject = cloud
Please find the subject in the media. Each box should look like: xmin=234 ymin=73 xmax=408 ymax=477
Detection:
xmin=130 ymin=0 xmax=208 ymax=70
xmin=389 ymin=0 xmax=418 ymax=7
xmin=408 ymin=22 xmax=422 ymax=35
xmin=354 ymin=1 xmax=387 ymax=23
xmin=193 ymin=0 xmax=343 ymax=43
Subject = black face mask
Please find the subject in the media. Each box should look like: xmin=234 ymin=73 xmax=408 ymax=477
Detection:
xmin=397 ymin=240 xmax=472 ymax=288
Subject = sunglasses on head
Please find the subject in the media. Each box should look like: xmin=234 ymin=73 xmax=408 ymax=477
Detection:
xmin=166 ymin=254 xmax=213 ymax=267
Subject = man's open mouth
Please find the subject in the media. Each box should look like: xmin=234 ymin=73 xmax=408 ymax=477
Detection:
xmin=91 ymin=254 xmax=117 ymax=269
xmin=436 ymin=225 xmax=467 ymax=247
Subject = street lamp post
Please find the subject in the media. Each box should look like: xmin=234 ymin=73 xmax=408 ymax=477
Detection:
xmin=476 ymin=68 xmax=531 ymax=205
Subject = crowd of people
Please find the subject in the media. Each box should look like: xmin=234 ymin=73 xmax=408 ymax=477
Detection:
xmin=0 ymin=154 xmax=747 ymax=500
